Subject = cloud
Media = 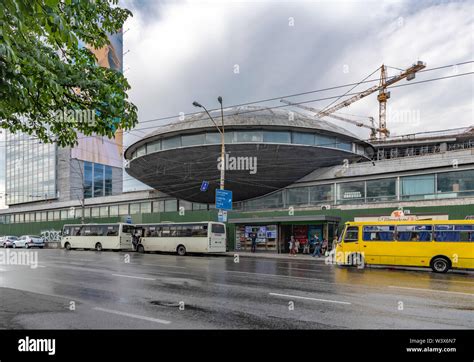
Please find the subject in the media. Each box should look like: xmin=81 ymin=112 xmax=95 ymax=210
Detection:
xmin=122 ymin=0 xmax=473 ymax=146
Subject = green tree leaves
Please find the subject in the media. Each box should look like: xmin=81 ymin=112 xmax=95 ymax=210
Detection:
xmin=0 ymin=0 xmax=138 ymax=147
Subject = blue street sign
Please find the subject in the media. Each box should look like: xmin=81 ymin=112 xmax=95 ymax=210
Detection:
xmin=200 ymin=181 xmax=209 ymax=192
xmin=215 ymin=189 xmax=232 ymax=210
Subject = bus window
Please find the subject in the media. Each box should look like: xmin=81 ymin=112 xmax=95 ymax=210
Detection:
xmin=397 ymin=225 xmax=432 ymax=241
xmin=455 ymin=225 xmax=474 ymax=242
xmin=192 ymin=225 xmax=207 ymax=237
xmin=72 ymin=226 xmax=82 ymax=236
xmin=106 ymin=225 xmax=119 ymax=236
xmin=433 ymin=225 xmax=473 ymax=242
xmin=182 ymin=225 xmax=193 ymax=237
xmin=161 ymin=226 xmax=170 ymax=236
xmin=211 ymin=224 xmax=225 ymax=234
xmin=363 ymin=225 xmax=395 ymax=241
xmin=343 ymin=226 xmax=359 ymax=242
xmin=63 ymin=226 xmax=71 ymax=236
xmin=121 ymin=224 xmax=134 ymax=235
xmin=81 ymin=226 xmax=91 ymax=236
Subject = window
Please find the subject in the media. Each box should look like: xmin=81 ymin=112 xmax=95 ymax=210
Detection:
xmin=437 ymin=170 xmax=474 ymax=196
xmin=61 ymin=210 xmax=69 ymax=220
xmin=211 ymin=223 xmax=225 ymax=234
xmin=179 ymin=200 xmax=192 ymax=211
xmin=130 ymin=203 xmax=140 ymax=214
xmin=94 ymin=163 xmax=104 ymax=197
xmin=100 ymin=206 xmax=109 ymax=218
xmin=363 ymin=225 xmax=395 ymax=241
xmin=336 ymin=140 xmax=352 ymax=151
xmin=396 ymin=225 xmax=432 ymax=241
xmin=401 ymin=174 xmax=435 ymax=200
xmin=263 ymin=131 xmax=291 ymax=143
xmin=122 ymin=224 xmax=134 ymax=235
xmin=309 ymin=184 xmax=334 ymax=205
xmin=84 ymin=161 xmax=93 ymax=198
xmin=147 ymin=140 xmax=161 ymax=153
xmin=315 ymin=134 xmax=336 ymax=147
xmin=162 ymin=136 xmax=181 ymax=150
xmin=287 ymin=187 xmax=309 ymax=205
xmin=337 ymin=181 xmax=365 ymax=204
xmin=136 ymin=145 xmax=146 ymax=157
xmin=152 ymin=201 xmax=164 ymax=213
xmin=119 ymin=204 xmax=129 ymax=216
xmin=109 ymin=205 xmax=119 ymax=216
xmin=434 ymin=225 xmax=474 ymax=242
xmin=344 ymin=227 xmax=359 ymax=242
xmin=105 ymin=225 xmax=119 ymax=236
xmin=63 ymin=226 xmax=71 ymax=236
xmin=182 ymin=224 xmax=193 ymax=237
xmin=140 ymin=202 xmax=152 ymax=214
xmin=192 ymin=225 xmax=208 ymax=237
xmin=234 ymin=131 xmax=263 ymax=143
xmin=91 ymin=207 xmax=100 ymax=218
xmin=105 ymin=166 xmax=112 ymax=196
xmin=164 ymin=199 xmax=178 ymax=212
xmin=182 ymin=133 xmax=205 ymax=147
xmin=292 ymin=132 xmax=315 ymax=145
xmin=366 ymin=178 xmax=397 ymax=202
xmin=205 ymin=133 xmax=220 ymax=144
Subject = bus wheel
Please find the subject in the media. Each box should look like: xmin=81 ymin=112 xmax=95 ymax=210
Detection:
xmin=95 ymin=242 xmax=103 ymax=251
xmin=137 ymin=244 xmax=145 ymax=253
xmin=177 ymin=245 xmax=186 ymax=256
xmin=64 ymin=242 xmax=71 ymax=250
xmin=430 ymin=256 xmax=450 ymax=273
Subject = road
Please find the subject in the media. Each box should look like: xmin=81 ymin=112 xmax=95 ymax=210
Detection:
xmin=0 ymin=249 xmax=473 ymax=329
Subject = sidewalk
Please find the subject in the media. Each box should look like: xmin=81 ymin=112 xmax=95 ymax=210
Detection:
xmin=225 ymin=251 xmax=327 ymax=261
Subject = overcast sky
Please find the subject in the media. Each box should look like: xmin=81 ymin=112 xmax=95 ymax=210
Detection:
xmin=121 ymin=0 xmax=473 ymax=151
xmin=1 ymin=0 xmax=473 ymax=205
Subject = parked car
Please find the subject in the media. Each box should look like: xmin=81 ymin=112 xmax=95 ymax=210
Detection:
xmin=1 ymin=235 xmax=18 ymax=248
xmin=14 ymin=235 xmax=45 ymax=249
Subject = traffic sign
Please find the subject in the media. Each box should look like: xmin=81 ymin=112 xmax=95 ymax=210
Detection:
xmin=200 ymin=181 xmax=209 ymax=192
xmin=218 ymin=210 xmax=228 ymax=222
xmin=215 ymin=189 xmax=232 ymax=210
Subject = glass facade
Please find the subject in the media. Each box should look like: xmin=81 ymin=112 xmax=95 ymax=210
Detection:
xmin=130 ymin=130 xmax=360 ymax=160
xmin=6 ymin=132 xmax=56 ymax=205
xmin=1 ymin=168 xmax=474 ymax=224
xmin=83 ymin=161 xmax=113 ymax=199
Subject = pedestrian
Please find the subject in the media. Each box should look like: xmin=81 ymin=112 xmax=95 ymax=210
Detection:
xmin=312 ymin=236 xmax=322 ymax=257
xmin=132 ymin=230 xmax=140 ymax=251
xmin=322 ymin=238 xmax=328 ymax=255
xmin=302 ymin=240 xmax=310 ymax=254
xmin=250 ymin=232 xmax=257 ymax=253
xmin=288 ymin=236 xmax=296 ymax=256
xmin=294 ymin=239 xmax=300 ymax=254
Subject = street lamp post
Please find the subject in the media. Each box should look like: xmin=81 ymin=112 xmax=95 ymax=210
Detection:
xmin=192 ymin=98 xmax=225 ymax=190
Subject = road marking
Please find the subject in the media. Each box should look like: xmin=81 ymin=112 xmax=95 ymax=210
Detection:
xmin=269 ymin=292 xmax=351 ymax=305
xmin=389 ymin=286 xmax=474 ymax=296
xmin=112 ymin=274 xmax=156 ymax=281
xmin=225 ymin=270 xmax=323 ymax=281
xmin=93 ymin=307 xmax=170 ymax=324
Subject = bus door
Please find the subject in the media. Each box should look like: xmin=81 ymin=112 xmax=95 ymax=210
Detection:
xmin=120 ymin=224 xmax=134 ymax=249
xmin=341 ymin=225 xmax=361 ymax=262
xmin=209 ymin=223 xmax=226 ymax=252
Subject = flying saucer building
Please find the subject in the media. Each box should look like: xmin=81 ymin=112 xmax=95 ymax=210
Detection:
xmin=124 ymin=106 xmax=374 ymax=203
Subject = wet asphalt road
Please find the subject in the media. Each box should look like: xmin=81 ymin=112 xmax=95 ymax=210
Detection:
xmin=0 ymin=249 xmax=473 ymax=329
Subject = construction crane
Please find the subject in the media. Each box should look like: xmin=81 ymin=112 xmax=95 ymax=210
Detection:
xmin=280 ymin=99 xmax=380 ymax=140
xmin=317 ymin=61 xmax=426 ymax=139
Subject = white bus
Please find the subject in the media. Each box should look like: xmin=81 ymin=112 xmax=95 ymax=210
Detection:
xmin=61 ymin=223 xmax=135 ymax=251
xmin=136 ymin=222 xmax=226 ymax=256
